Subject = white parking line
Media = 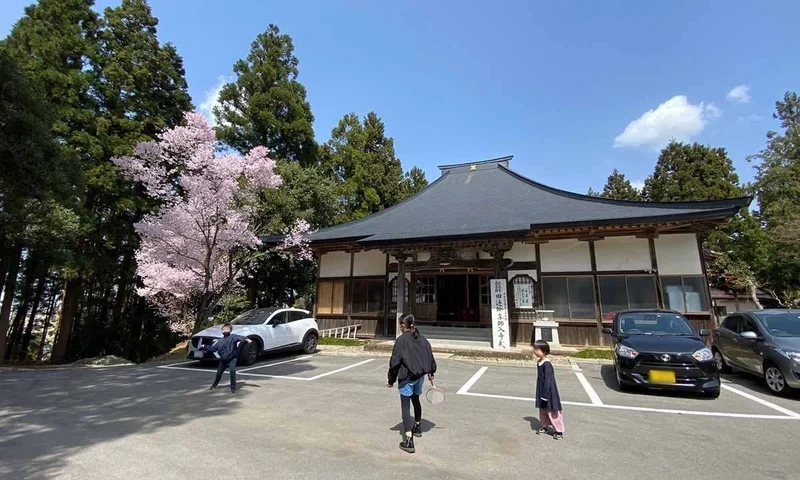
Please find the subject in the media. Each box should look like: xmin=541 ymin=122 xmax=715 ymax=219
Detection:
xmin=158 ymin=360 xmax=197 ymax=369
xmin=720 ymin=384 xmax=800 ymax=418
xmin=574 ymin=371 xmax=604 ymax=405
xmin=238 ymin=356 xmax=305 ymax=372
xmin=306 ymin=359 xmax=375 ymax=381
xmin=455 ymin=366 xmax=800 ymax=420
xmin=457 ymin=366 xmax=488 ymax=395
xmin=158 ymin=358 xmax=376 ymax=382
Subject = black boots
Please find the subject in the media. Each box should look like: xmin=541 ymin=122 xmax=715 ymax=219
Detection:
xmin=412 ymin=422 xmax=422 ymax=438
xmin=399 ymin=435 xmax=415 ymax=454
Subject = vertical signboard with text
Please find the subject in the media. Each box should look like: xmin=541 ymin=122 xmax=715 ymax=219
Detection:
xmin=490 ymin=279 xmax=511 ymax=351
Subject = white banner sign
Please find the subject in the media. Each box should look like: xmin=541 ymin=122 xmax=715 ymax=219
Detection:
xmin=513 ymin=283 xmax=534 ymax=309
xmin=490 ymin=279 xmax=510 ymax=351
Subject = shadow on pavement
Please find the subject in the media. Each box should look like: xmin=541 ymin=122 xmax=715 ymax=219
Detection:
xmin=523 ymin=416 xmax=543 ymax=431
xmin=721 ymin=372 xmax=800 ymax=401
xmin=599 ymin=364 xmax=715 ymax=401
xmin=389 ymin=419 xmax=438 ymax=437
xmin=0 ymin=356 xmax=317 ymax=479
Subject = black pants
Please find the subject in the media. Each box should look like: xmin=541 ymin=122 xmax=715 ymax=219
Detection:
xmin=212 ymin=358 xmax=237 ymax=390
xmin=400 ymin=394 xmax=422 ymax=434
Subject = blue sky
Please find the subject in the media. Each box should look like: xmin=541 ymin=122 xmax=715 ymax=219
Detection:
xmin=3 ymin=1 xmax=799 ymax=194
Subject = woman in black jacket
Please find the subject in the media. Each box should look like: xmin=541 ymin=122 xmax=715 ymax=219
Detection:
xmin=387 ymin=314 xmax=437 ymax=454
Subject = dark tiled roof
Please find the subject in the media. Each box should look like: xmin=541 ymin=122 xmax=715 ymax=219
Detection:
xmin=309 ymin=156 xmax=751 ymax=245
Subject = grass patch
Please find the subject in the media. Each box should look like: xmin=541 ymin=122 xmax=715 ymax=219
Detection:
xmin=570 ymin=348 xmax=614 ymax=360
xmin=318 ymin=337 xmax=366 ymax=347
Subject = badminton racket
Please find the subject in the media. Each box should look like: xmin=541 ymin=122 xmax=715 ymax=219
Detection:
xmin=425 ymin=381 xmax=445 ymax=406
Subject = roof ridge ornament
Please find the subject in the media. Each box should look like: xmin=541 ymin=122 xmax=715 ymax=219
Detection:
xmin=437 ymin=155 xmax=513 ymax=173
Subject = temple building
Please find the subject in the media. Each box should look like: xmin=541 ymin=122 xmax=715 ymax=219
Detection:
xmin=306 ymin=156 xmax=750 ymax=347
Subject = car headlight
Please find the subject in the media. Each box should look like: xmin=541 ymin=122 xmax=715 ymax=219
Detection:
xmin=617 ymin=345 xmax=638 ymax=359
xmin=777 ymin=349 xmax=800 ymax=363
xmin=693 ymin=347 xmax=713 ymax=362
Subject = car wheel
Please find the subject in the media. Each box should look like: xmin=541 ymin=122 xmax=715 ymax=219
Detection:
xmin=239 ymin=340 xmax=259 ymax=366
xmin=703 ymin=388 xmax=721 ymax=399
xmin=302 ymin=332 xmax=318 ymax=354
xmin=713 ymin=349 xmax=731 ymax=374
xmin=763 ymin=362 xmax=787 ymax=395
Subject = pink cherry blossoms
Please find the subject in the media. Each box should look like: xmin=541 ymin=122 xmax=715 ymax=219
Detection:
xmin=114 ymin=112 xmax=311 ymax=334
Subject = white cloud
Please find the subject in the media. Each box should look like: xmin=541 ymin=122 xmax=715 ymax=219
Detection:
xmin=631 ymin=179 xmax=645 ymax=191
xmin=727 ymin=85 xmax=751 ymax=104
xmin=613 ymin=95 xmax=721 ymax=149
xmin=199 ymin=76 xmax=231 ymax=125
xmin=737 ymin=113 xmax=764 ymax=125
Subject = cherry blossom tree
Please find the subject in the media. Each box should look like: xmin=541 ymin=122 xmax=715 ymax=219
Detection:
xmin=114 ymin=112 xmax=312 ymax=334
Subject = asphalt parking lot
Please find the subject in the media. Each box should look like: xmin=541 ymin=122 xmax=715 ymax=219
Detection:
xmin=1 ymin=353 xmax=798 ymax=480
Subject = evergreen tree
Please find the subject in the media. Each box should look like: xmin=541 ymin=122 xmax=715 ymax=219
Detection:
xmin=3 ymin=0 xmax=193 ymax=362
xmin=748 ymin=91 xmax=800 ymax=306
xmin=214 ymin=24 xmax=317 ymax=165
xmin=402 ymin=167 xmax=429 ymax=198
xmin=643 ymin=141 xmax=743 ymax=202
xmin=591 ymin=169 xmax=642 ymax=200
xmin=0 ymin=48 xmax=81 ymax=361
xmin=321 ymin=112 xmax=409 ymax=223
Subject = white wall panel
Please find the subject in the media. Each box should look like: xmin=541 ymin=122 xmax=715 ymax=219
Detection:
xmin=507 ymin=242 xmax=537 ymax=262
xmin=540 ymin=239 xmax=591 ymax=272
xmin=595 ymin=236 xmax=651 ymax=271
xmin=655 ymin=234 xmax=702 ymax=275
xmin=319 ymin=251 xmax=351 ymax=278
xmin=353 ymin=250 xmax=386 ymax=276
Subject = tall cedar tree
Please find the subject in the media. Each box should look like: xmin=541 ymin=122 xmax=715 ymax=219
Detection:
xmin=0 ymin=49 xmax=81 ymax=361
xmin=214 ymin=24 xmax=317 ymax=166
xmin=213 ymin=26 xmax=329 ymax=309
xmin=640 ymin=141 xmax=769 ymax=306
xmin=589 ymin=169 xmax=642 ymax=200
xmin=643 ymin=141 xmax=743 ymax=202
xmin=322 ymin=112 xmax=419 ymax=223
xmin=3 ymin=0 xmax=192 ymax=362
xmin=1 ymin=0 xmax=99 ymax=363
xmin=748 ymin=92 xmax=800 ymax=305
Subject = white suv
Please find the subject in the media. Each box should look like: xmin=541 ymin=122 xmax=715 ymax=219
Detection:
xmin=188 ymin=307 xmax=319 ymax=366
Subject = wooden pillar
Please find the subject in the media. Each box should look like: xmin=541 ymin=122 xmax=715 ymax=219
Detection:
xmin=648 ymin=236 xmax=664 ymax=308
xmin=347 ymin=251 xmax=355 ymax=322
xmin=383 ymin=253 xmax=390 ymax=337
xmin=395 ymin=253 xmax=409 ymax=339
xmin=696 ymin=233 xmax=714 ymax=321
xmin=588 ymin=240 xmax=603 ymax=338
xmin=534 ymin=244 xmax=543 ymax=307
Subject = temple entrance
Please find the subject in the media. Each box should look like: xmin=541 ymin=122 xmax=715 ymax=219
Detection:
xmin=436 ymin=274 xmax=481 ymax=323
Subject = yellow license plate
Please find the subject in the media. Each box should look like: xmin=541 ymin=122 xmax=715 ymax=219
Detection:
xmin=648 ymin=370 xmax=676 ymax=384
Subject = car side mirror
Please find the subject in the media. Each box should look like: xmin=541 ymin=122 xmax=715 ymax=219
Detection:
xmin=699 ymin=329 xmax=711 ymax=337
xmin=739 ymin=331 xmax=758 ymax=340
xmin=602 ymin=327 xmax=613 ymax=335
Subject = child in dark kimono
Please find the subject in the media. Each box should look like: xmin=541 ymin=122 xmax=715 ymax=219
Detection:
xmin=534 ymin=340 xmax=564 ymax=440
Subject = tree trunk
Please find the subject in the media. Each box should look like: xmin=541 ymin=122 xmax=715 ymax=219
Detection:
xmin=5 ymin=255 xmax=39 ymax=360
xmin=748 ymin=283 xmax=764 ymax=310
xmin=111 ymin=250 xmax=135 ymax=341
xmin=193 ymin=292 xmax=217 ymax=334
xmin=20 ymin=273 xmax=49 ymax=360
xmin=38 ymin=281 xmax=59 ymax=362
xmin=50 ymin=277 xmax=83 ymax=363
xmin=0 ymin=234 xmax=9 ymax=301
xmin=0 ymin=242 xmax=23 ymax=363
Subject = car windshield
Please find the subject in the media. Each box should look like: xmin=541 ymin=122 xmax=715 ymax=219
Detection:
xmin=618 ymin=312 xmax=696 ymax=336
xmin=754 ymin=312 xmax=800 ymax=337
xmin=229 ymin=308 xmax=278 ymax=325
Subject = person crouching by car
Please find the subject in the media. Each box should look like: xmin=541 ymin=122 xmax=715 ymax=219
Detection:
xmin=199 ymin=322 xmax=252 ymax=393
xmin=387 ymin=314 xmax=437 ymax=454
